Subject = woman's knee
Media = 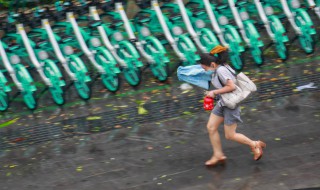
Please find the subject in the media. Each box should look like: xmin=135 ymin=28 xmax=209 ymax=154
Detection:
xmin=206 ymin=124 xmax=218 ymax=134
xmin=225 ymin=132 xmax=235 ymax=140
xmin=224 ymin=123 xmax=237 ymax=140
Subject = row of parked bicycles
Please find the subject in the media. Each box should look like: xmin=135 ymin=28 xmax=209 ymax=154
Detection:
xmin=0 ymin=0 xmax=319 ymax=111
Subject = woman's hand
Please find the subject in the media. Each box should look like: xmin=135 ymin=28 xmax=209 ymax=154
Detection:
xmin=206 ymin=90 xmax=218 ymax=98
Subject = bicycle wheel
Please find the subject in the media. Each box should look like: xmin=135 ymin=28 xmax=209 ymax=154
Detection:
xmin=23 ymin=91 xmax=37 ymax=110
xmin=251 ymin=46 xmax=264 ymax=66
xmin=229 ymin=51 xmax=244 ymax=71
xmin=275 ymin=41 xmax=288 ymax=60
xmin=0 ymin=91 xmax=9 ymax=111
xmin=101 ymin=72 xmax=121 ymax=92
xmin=74 ymin=80 xmax=91 ymax=100
xmin=123 ymin=67 xmax=141 ymax=86
xmin=49 ymin=85 xmax=65 ymax=105
xmin=68 ymin=56 xmax=92 ymax=100
xmin=299 ymin=34 xmax=315 ymax=54
xmin=43 ymin=62 xmax=65 ymax=105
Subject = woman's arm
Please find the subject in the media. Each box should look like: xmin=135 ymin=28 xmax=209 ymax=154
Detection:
xmin=206 ymin=79 xmax=236 ymax=98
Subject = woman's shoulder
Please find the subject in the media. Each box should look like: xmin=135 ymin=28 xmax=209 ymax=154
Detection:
xmin=217 ymin=65 xmax=234 ymax=72
xmin=217 ymin=65 xmax=236 ymax=76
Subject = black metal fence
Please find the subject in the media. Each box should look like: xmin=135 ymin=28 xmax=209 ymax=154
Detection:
xmin=0 ymin=72 xmax=319 ymax=150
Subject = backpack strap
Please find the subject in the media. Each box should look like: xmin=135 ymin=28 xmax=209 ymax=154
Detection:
xmin=216 ymin=65 xmax=236 ymax=87
xmin=223 ymin=65 xmax=237 ymax=77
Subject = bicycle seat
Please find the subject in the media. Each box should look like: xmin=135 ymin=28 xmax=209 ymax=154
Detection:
xmin=192 ymin=8 xmax=206 ymax=16
xmin=0 ymin=21 xmax=5 ymax=31
xmin=235 ymin=0 xmax=247 ymax=7
xmin=29 ymin=17 xmax=42 ymax=28
xmin=216 ymin=3 xmax=229 ymax=10
xmin=170 ymin=13 xmax=182 ymax=21
xmin=54 ymin=11 xmax=66 ymax=21
xmin=110 ymin=19 xmax=123 ymax=28
xmin=135 ymin=11 xmax=152 ymax=22
xmin=136 ymin=16 xmax=151 ymax=23
xmin=60 ymin=34 xmax=73 ymax=43
xmin=154 ymin=33 xmax=166 ymax=41
xmin=39 ymin=7 xmax=52 ymax=18
xmin=7 ymin=42 xmax=20 ymax=51
xmin=74 ymin=5 xmax=89 ymax=15
xmin=228 ymin=18 xmax=237 ymax=26
xmin=3 ymin=23 xmax=16 ymax=33
xmin=136 ymin=0 xmax=151 ymax=9
xmin=89 ymin=20 xmax=102 ymax=28
xmin=100 ymin=1 xmax=115 ymax=11
xmin=34 ymin=38 xmax=48 ymax=48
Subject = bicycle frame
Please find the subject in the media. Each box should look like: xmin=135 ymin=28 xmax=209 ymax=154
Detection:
xmin=228 ymin=0 xmax=264 ymax=65
xmin=83 ymin=7 xmax=143 ymax=87
xmin=150 ymin=0 xmax=200 ymax=66
xmin=307 ymin=0 xmax=320 ymax=19
xmin=279 ymin=0 xmax=316 ymax=53
xmin=0 ymin=39 xmax=37 ymax=110
xmin=17 ymin=24 xmax=67 ymax=105
xmin=306 ymin=0 xmax=320 ymax=19
xmin=41 ymin=19 xmax=92 ymax=100
xmin=63 ymin=12 xmax=122 ymax=91
xmin=254 ymin=0 xmax=289 ymax=60
xmin=0 ymin=41 xmax=12 ymax=111
xmin=162 ymin=0 xmax=220 ymax=53
xmin=113 ymin=3 xmax=170 ymax=81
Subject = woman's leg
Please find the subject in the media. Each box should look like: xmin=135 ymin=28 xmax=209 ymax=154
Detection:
xmin=224 ymin=123 xmax=255 ymax=147
xmin=205 ymin=113 xmax=226 ymax=165
xmin=224 ymin=123 xmax=266 ymax=160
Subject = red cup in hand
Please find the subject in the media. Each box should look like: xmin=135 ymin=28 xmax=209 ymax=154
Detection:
xmin=203 ymin=96 xmax=214 ymax=111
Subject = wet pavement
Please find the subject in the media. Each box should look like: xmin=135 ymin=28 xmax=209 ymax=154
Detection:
xmin=0 ymin=88 xmax=319 ymax=190
xmin=0 ymin=5 xmax=320 ymax=190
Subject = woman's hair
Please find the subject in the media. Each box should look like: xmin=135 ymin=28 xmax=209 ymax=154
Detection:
xmin=199 ymin=45 xmax=229 ymax=66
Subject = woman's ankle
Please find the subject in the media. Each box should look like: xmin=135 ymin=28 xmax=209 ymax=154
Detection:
xmin=249 ymin=141 xmax=257 ymax=148
xmin=213 ymin=153 xmax=226 ymax=159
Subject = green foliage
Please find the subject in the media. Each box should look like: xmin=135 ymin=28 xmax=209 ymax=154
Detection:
xmin=0 ymin=0 xmax=10 ymax=7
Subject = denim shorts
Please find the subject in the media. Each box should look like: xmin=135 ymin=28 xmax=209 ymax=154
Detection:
xmin=212 ymin=103 xmax=243 ymax=125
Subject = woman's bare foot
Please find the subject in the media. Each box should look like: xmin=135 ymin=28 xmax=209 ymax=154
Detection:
xmin=205 ymin=156 xmax=227 ymax=166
